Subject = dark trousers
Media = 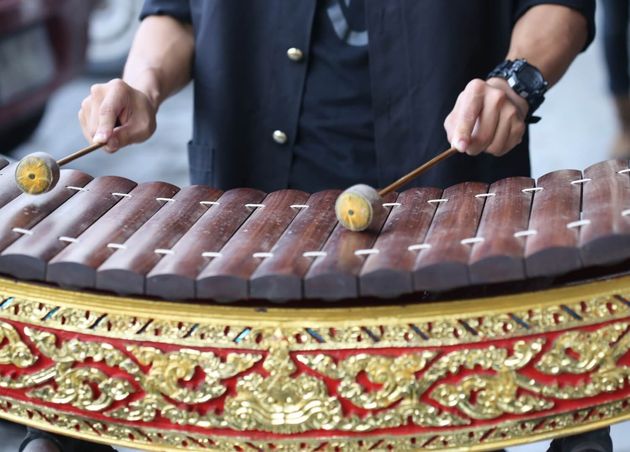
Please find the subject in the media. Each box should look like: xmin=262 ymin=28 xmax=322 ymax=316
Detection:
xmin=602 ymin=0 xmax=630 ymax=95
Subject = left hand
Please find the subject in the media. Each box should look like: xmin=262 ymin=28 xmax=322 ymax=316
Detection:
xmin=444 ymin=78 xmax=529 ymax=157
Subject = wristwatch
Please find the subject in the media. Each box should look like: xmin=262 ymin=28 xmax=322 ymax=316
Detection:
xmin=487 ymin=59 xmax=548 ymax=124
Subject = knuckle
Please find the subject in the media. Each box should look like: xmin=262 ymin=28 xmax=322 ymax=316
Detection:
xmin=138 ymin=117 xmax=152 ymax=133
xmin=467 ymin=78 xmax=486 ymax=94
xmin=443 ymin=114 xmax=453 ymax=130
xmin=513 ymin=121 xmax=526 ymax=137
xmin=89 ymin=84 xmax=103 ymax=95
xmin=490 ymin=89 xmax=507 ymax=105
xmin=486 ymin=144 xmax=501 ymax=155
xmin=504 ymin=106 xmax=519 ymax=122
xmin=108 ymin=78 xmax=126 ymax=91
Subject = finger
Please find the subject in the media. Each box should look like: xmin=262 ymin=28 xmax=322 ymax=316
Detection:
xmin=89 ymin=98 xmax=102 ymax=144
xmin=94 ymin=80 xmax=128 ymax=144
xmin=109 ymin=111 xmax=156 ymax=153
xmin=78 ymin=96 xmax=94 ymax=141
xmin=467 ymin=102 xmax=501 ymax=156
xmin=443 ymin=111 xmax=455 ymax=145
xmin=485 ymin=109 xmax=513 ymax=156
xmin=106 ymin=124 xmax=132 ymax=153
xmin=466 ymin=87 xmax=507 ymax=155
xmin=500 ymin=114 xmax=526 ymax=156
xmin=451 ymin=79 xmax=486 ymax=152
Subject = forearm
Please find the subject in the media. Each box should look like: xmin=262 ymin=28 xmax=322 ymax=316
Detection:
xmin=123 ymin=15 xmax=194 ymax=110
xmin=507 ymin=4 xmax=588 ymax=87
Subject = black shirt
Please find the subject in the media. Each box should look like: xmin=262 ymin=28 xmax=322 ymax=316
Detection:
xmin=141 ymin=0 xmax=595 ymax=192
xmin=289 ymin=0 xmax=377 ymax=192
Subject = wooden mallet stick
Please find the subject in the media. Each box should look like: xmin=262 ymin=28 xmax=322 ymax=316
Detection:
xmin=15 ymin=142 xmax=105 ymax=195
xmin=335 ymin=147 xmax=457 ymax=231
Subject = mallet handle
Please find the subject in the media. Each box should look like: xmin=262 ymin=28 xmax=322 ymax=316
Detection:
xmin=377 ymin=147 xmax=457 ymax=197
xmin=57 ymin=142 xmax=104 ymax=167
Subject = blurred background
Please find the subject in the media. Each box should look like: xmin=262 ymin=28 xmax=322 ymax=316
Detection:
xmin=0 ymin=0 xmax=627 ymax=451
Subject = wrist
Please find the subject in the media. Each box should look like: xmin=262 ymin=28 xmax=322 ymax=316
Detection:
xmin=487 ymin=59 xmax=548 ymax=123
xmin=123 ymin=68 xmax=162 ymax=112
xmin=486 ymin=77 xmax=529 ymax=120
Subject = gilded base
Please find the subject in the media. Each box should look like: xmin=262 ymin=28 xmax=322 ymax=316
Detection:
xmin=0 ymin=276 xmax=627 ymax=451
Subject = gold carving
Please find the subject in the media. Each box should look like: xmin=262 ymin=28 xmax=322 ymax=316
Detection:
xmin=0 ymin=321 xmax=35 ymax=368
xmin=0 ymin=324 xmax=261 ymax=417
xmin=109 ymin=346 xmax=261 ymax=425
xmin=522 ymin=322 xmax=630 ymax=400
xmin=0 ymin=274 xmax=628 ymax=450
xmin=536 ymin=322 xmax=629 ymax=375
xmin=0 ymin=275 xmax=627 ymax=351
xmin=430 ymin=340 xmax=552 ymax=419
xmin=1 ymin=396 xmax=629 ymax=451
xmin=297 ymin=351 xmax=436 ymax=409
xmin=0 ymin=321 xmax=627 ymax=434
xmin=432 ymin=370 xmax=553 ymax=419
xmin=224 ymin=334 xmax=343 ymax=433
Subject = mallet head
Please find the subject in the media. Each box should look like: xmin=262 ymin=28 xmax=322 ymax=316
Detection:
xmin=335 ymin=184 xmax=383 ymax=232
xmin=15 ymin=152 xmax=60 ymax=195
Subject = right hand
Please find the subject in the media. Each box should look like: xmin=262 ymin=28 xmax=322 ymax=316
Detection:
xmin=78 ymin=78 xmax=157 ymax=152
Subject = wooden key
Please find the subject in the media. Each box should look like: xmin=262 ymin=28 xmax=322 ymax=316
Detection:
xmin=0 ymin=170 xmax=93 ymax=256
xmin=359 ymin=187 xmax=442 ymax=298
xmin=0 ymin=176 xmax=136 ymax=280
xmin=196 ymin=190 xmax=310 ymax=302
xmin=579 ymin=160 xmax=630 ymax=266
xmin=525 ymin=169 xmax=583 ymax=278
xmin=0 ymin=162 xmax=25 ymax=210
xmin=146 ymin=188 xmax=265 ymax=300
xmin=412 ymin=181 xmax=487 ymax=292
xmin=249 ymin=190 xmax=340 ymax=302
xmin=304 ymin=192 xmax=397 ymax=300
xmin=468 ymin=177 xmax=534 ymax=284
xmin=96 ymin=185 xmax=221 ymax=295
xmin=47 ymin=181 xmax=180 ymax=289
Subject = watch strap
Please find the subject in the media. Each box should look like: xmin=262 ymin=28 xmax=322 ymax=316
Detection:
xmin=487 ymin=59 xmax=548 ymax=124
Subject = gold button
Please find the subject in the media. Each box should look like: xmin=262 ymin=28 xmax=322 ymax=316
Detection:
xmin=287 ymin=47 xmax=304 ymax=62
xmin=272 ymin=130 xmax=288 ymax=144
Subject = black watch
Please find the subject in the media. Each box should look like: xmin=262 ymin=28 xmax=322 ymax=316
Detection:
xmin=487 ymin=59 xmax=548 ymax=124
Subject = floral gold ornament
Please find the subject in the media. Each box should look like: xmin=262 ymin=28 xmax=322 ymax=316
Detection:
xmin=224 ymin=333 xmax=344 ymax=433
xmin=0 ymin=276 xmax=626 ymax=450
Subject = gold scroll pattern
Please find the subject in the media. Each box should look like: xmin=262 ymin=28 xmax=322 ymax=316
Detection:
xmin=0 ymin=321 xmax=627 ymax=435
xmin=0 ymin=324 xmax=261 ymax=415
xmin=1 ymin=396 xmax=629 ymax=451
xmin=0 ymin=285 xmax=628 ymax=350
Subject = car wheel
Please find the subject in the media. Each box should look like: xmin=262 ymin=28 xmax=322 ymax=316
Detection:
xmin=0 ymin=106 xmax=46 ymax=155
xmin=86 ymin=0 xmax=144 ymax=76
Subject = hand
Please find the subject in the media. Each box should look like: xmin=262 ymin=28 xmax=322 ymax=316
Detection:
xmin=444 ymin=78 xmax=529 ymax=157
xmin=78 ymin=78 xmax=157 ymax=152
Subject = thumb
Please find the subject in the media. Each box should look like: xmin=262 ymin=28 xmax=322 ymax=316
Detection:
xmin=93 ymin=86 xmax=127 ymax=144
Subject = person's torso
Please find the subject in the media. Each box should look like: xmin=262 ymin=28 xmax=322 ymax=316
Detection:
xmin=186 ymin=0 xmax=530 ymax=192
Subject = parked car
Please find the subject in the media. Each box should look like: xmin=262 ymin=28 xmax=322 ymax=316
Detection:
xmin=0 ymin=0 xmax=94 ymax=153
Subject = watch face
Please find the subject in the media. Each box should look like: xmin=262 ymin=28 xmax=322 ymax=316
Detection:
xmin=518 ymin=66 xmax=545 ymax=90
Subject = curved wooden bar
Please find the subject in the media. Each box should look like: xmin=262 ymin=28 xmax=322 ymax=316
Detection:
xmin=0 ymin=274 xmax=627 ymax=451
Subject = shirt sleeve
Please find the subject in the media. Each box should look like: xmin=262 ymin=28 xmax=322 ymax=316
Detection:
xmin=140 ymin=0 xmax=191 ymax=23
xmin=513 ymin=0 xmax=595 ymax=51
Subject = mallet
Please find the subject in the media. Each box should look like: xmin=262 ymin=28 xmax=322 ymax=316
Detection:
xmin=15 ymin=142 xmax=104 ymax=195
xmin=335 ymin=147 xmax=457 ymax=232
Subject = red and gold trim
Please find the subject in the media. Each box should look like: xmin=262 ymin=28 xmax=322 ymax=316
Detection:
xmin=0 ymin=276 xmax=627 ymax=450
